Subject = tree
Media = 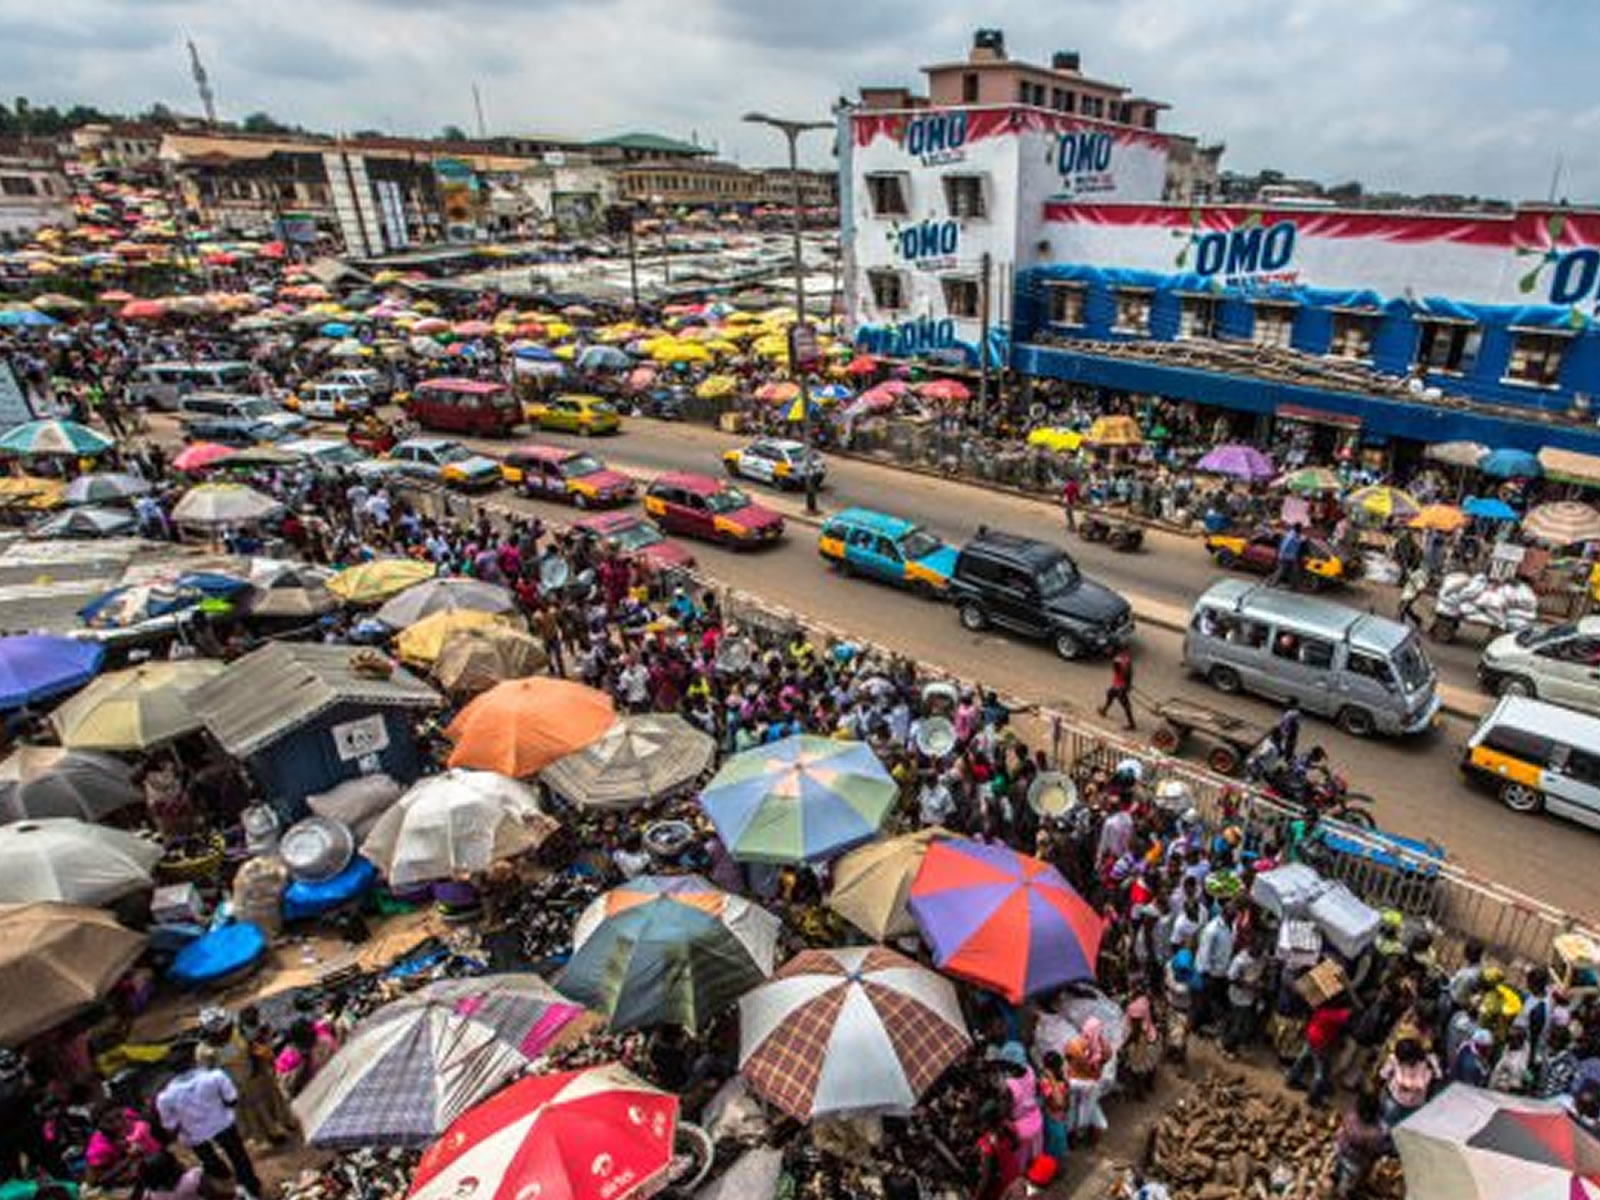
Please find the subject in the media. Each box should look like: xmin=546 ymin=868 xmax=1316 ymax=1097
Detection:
xmin=1326 ymin=180 xmax=1364 ymax=202
xmin=241 ymin=111 xmax=290 ymax=134
xmin=439 ymin=124 xmax=469 ymax=142
xmin=142 ymin=102 xmax=177 ymax=126
xmin=350 ymin=128 xmax=385 ymax=139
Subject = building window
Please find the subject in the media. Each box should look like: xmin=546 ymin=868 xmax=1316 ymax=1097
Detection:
xmin=865 ymin=172 xmax=909 ymax=217
xmin=1253 ymin=303 xmax=1296 ymax=348
xmin=942 ymin=174 xmax=985 ymax=219
xmin=1416 ymin=319 xmax=1481 ymax=375
xmin=868 ymin=269 xmax=905 ymax=311
xmin=1328 ymin=311 xmax=1377 ymax=360
xmin=1177 ymin=295 xmax=1219 ymax=340
xmin=943 ymin=277 xmax=980 ymax=319
xmin=1047 ymin=283 xmax=1086 ymax=327
xmin=1504 ymin=330 xmax=1571 ymax=388
xmin=962 ymin=73 xmax=979 ymax=103
xmin=0 ymin=176 xmax=38 ymax=197
xmin=1062 ymin=92 xmax=1076 ymax=113
xmin=1112 ymin=289 xmax=1152 ymax=334
xmin=1051 ymin=88 xmax=1066 ymax=111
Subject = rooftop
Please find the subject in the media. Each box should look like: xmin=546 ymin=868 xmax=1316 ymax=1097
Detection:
xmin=590 ymin=132 xmax=712 ymax=157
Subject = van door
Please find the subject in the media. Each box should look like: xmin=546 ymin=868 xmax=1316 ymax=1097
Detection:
xmin=1267 ymin=629 xmax=1335 ymax=714
xmin=1541 ymin=744 xmax=1600 ymax=831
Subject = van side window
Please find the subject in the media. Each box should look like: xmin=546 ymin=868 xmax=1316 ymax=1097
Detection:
xmin=1565 ymin=748 xmax=1600 ymax=787
xmin=1232 ymin=619 xmax=1267 ymax=649
xmin=847 ymin=528 xmax=874 ymax=550
xmin=1483 ymin=725 xmax=1553 ymax=767
xmin=1298 ymin=637 xmax=1335 ymax=670
xmin=1348 ymin=651 xmax=1394 ymax=689
xmin=1271 ymin=630 xmax=1301 ymax=660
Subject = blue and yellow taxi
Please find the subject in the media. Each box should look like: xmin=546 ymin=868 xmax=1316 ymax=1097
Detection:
xmin=818 ymin=508 xmax=958 ymax=597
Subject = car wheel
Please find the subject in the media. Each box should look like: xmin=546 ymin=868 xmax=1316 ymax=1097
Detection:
xmin=1054 ymin=631 xmax=1084 ymax=661
xmin=573 ymin=493 xmax=589 ymax=510
xmin=1497 ymin=675 xmax=1537 ymax=699
xmin=1208 ymin=665 xmax=1241 ymax=694
xmin=1500 ymin=781 xmax=1544 ymax=814
xmin=1338 ymin=706 xmax=1377 ymax=738
xmin=959 ymin=602 xmax=988 ymax=632
xmin=1214 ymin=548 xmax=1238 ymax=569
xmin=913 ymin=579 xmax=939 ymax=601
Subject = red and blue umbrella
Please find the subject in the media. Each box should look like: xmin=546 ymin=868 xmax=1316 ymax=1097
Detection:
xmin=0 ymin=635 xmax=103 ymax=709
xmin=908 ymin=838 xmax=1103 ymax=1003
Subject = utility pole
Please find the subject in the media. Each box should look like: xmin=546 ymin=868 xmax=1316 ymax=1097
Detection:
xmin=977 ymin=251 xmax=992 ymax=424
xmin=627 ymin=212 xmax=640 ymax=310
xmin=187 ymin=39 xmax=217 ymax=127
xmin=472 ymin=84 xmax=488 ymax=141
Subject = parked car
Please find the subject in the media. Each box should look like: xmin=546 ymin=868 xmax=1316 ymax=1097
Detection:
xmin=380 ymin=437 xmax=501 ymax=491
xmin=322 ymin=367 xmax=392 ymax=401
xmin=280 ymin=437 xmax=372 ymax=474
xmin=643 ymin=472 xmax=784 ymax=546
xmin=179 ymin=417 xmax=299 ymax=448
xmin=722 ymin=437 xmax=826 ymax=490
xmin=1462 ymin=696 xmax=1600 ymax=826
xmin=1479 ymin=618 xmax=1600 ymax=715
xmin=573 ymin=511 xmax=696 ymax=575
xmin=500 ymin=444 xmax=633 ymax=507
xmin=818 ymin=507 xmax=957 ymax=597
xmin=947 ymin=527 xmax=1133 ymax=660
xmin=1204 ymin=530 xmax=1345 ymax=588
xmin=177 ymin=392 xmax=306 ymax=436
xmin=286 ymin=381 xmax=374 ymax=421
xmin=525 ymin=394 xmax=621 ymax=436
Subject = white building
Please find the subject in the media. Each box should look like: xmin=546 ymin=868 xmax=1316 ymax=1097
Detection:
xmin=0 ymin=141 xmax=73 ymax=241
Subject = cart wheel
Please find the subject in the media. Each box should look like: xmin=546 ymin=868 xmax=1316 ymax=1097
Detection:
xmin=1207 ymin=745 xmax=1241 ymax=775
xmin=1429 ymin=616 xmax=1458 ymax=644
xmin=1150 ymin=724 xmax=1183 ymax=754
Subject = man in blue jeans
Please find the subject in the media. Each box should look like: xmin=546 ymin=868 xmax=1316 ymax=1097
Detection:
xmin=1272 ymin=523 xmax=1305 ymax=589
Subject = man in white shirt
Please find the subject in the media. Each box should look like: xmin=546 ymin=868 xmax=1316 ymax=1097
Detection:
xmin=155 ymin=1046 xmax=260 ymax=1197
xmin=1195 ymin=907 xmax=1236 ymax=1035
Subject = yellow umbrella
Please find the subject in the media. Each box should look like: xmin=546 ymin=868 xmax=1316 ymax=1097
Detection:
xmin=52 ymin=661 xmax=224 ymax=751
xmin=695 ymin=375 xmax=738 ymax=401
xmin=327 ymin=558 xmax=438 ymax=605
xmin=395 ymin=610 xmax=523 ymax=666
xmin=1086 ymin=415 xmax=1144 ymax=447
xmin=553 ymin=344 xmax=577 ymax=361
xmin=0 ymin=476 xmax=66 ymax=510
xmin=1026 ymin=427 xmax=1084 ymax=453
xmin=544 ymin=320 xmax=574 ymax=340
xmin=1408 ymin=504 xmax=1467 ymax=533
xmin=828 ymin=828 xmax=952 ymax=941
xmin=752 ymin=335 xmax=790 ymax=361
xmin=1346 ymin=485 xmax=1421 ymax=523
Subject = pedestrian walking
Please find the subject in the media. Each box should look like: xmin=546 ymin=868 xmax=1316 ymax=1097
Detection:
xmin=155 ymin=1045 xmax=262 ymax=1198
xmin=1060 ymin=476 xmax=1080 ymax=533
xmin=1270 ymin=523 xmax=1304 ymax=588
xmin=1098 ymin=647 xmax=1136 ymax=731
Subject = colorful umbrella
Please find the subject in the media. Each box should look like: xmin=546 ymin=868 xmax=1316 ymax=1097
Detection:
xmin=171 ymin=441 xmax=236 ymax=472
xmin=1409 ymin=504 xmax=1468 ymax=533
xmin=540 ymin=714 xmax=715 ymax=810
xmin=361 ymin=769 xmax=556 ymax=887
xmin=432 ymin=626 xmax=548 ymax=697
xmin=395 ymin=610 xmax=522 ymax=666
xmin=408 ymin=1065 xmax=677 ymax=1200
xmin=828 ymin=828 xmax=951 ymax=941
xmin=446 ymin=678 xmax=616 ymax=777
xmin=327 ymin=558 xmax=437 ymax=604
xmin=377 ymin=578 xmax=517 ymax=628
xmin=0 ymin=747 xmax=142 ymax=823
xmin=1479 ymin=448 xmax=1541 ymax=480
xmin=1196 ymin=443 xmax=1276 ymax=481
xmin=0 ymin=819 xmax=161 ymax=906
xmin=51 ymin=661 xmax=223 ymax=750
xmin=1276 ymin=466 xmax=1343 ymax=494
xmin=0 ymin=634 xmax=103 ymax=709
xmin=0 ymin=419 xmax=113 ymax=457
xmin=0 ymin=904 xmax=146 ymax=1044
xmin=908 ymin=838 xmax=1104 ymax=1002
xmin=560 ymin=875 xmax=779 ymax=1031
xmin=739 ymin=946 xmax=969 ymax=1120
xmin=1346 ymin=484 xmax=1421 ymax=522
xmin=295 ymin=975 xmax=591 ymax=1148
xmin=1523 ymin=501 xmax=1600 ymax=546
xmin=842 ymin=355 xmax=878 ymax=377
xmin=699 ymin=735 xmax=896 ymax=864
xmin=1537 ymin=447 xmax=1600 ymax=489
xmin=919 ymin=378 xmax=972 ymax=403
xmin=1463 ymin=496 xmax=1519 ymax=522
xmin=755 ymin=381 xmax=799 ymax=404
xmin=1085 ymin=415 xmax=1143 ymax=446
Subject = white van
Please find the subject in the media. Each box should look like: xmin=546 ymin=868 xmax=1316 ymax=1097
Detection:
xmin=1462 ymin=696 xmax=1600 ymax=827
xmin=1479 ymin=618 xmax=1600 ymax=717
xmin=291 ymin=381 xmax=373 ymax=421
xmin=128 ymin=361 xmax=253 ymax=410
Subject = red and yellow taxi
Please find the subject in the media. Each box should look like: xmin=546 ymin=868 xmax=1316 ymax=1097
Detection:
xmin=499 ymin=443 xmax=634 ymax=508
xmin=642 ymin=472 xmax=784 ymax=547
xmin=573 ymin=510 xmax=697 ymax=576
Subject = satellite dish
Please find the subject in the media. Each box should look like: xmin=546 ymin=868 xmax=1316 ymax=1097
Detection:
xmin=921 ymin=680 xmax=959 ymax=710
xmin=1027 ymin=771 xmax=1079 ymax=818
xmin=715 ymin=637 xmax=752 ymax=673
xmin=539 ymin=557 xmax=570 ymax=591
xmin=914 ymin=716 xmax=957 ymax=759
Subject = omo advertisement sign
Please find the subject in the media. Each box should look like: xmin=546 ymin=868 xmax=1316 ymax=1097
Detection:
xmin=1040 ymin=203 xmax=1600 ymax=314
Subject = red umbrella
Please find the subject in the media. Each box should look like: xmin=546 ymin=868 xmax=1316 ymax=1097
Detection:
xmin=171 ymin=442 xmax=236 ymax=472
xmin=843 ymin=355 xmax=878 ymax=377
xmin=119 ymin=299 xmax=166 ymax=321
xmin=919 ymin=378 xmax=972 ymax=403
xmin=755 ymin=381 xmax=799 ymax=404
xmin=97 ymin=290 xmax=134 ymax=304
xmin=258 ymin=241 xmax=286 ymax=260
xmin=408 ymin=1065 xmax=677 ymax=1200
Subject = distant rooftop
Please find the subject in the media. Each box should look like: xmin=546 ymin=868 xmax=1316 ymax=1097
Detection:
xmin=590 ymin=132 xmax=711 ymax=157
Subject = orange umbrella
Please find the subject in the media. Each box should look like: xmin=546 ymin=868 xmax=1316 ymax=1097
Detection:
xmin=446 ymin=678 xmax=615 ymax=777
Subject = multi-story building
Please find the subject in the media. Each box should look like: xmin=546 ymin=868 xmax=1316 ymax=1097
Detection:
xmin=588 ymin=133 xmax=713 ymax=165
xmin=0 ymin=140 xmax=73 ymax=241
xmin=842 ymin=29 xmax=1218 ymax=363
xmin=71 ymin=122 xmax=164 ymax=175
xmin=618 ymin=158 xmax=760 ymax=209
xmin=752 ymin=167 xmax=839 ymax=212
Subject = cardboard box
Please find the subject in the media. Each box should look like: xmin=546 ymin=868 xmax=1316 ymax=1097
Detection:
xmin=151 ymin=883 xmax=206 ymax=925
xmin=1294 ymin=958 xmax=1348 ymax=1007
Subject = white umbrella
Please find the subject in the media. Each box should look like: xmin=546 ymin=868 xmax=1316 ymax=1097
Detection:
xmin=63 ymin=473 xmax=151 ymax=506
xmin=375 ymin=578 xmax=516 ymax=628
xmin=171 ymin=483 xmax=283 ymax=527
xmin=1425 ymin=441 xmax=1489 ymax=468
xmin=539 ymin=714 xmax=715 ymax=809
xmin=0 ymin=747 xmax=143 ymax=822
xmin=0 ymin=819 xmax=161 ymax=905
xmin=360 ymin=769 xmax=556 ymax=886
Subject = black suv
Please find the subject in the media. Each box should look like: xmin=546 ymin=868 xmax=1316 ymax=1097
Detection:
xmin=948 ymin=528 xmax=1134 ymax=660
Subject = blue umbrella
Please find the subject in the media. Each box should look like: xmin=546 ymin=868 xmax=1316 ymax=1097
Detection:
xmin=0 ymin=309 xmax=55 ymax=329
xmin=1479 ymin=448 xmax=1541 ymax=479
xmin=320 ymin=322 xmax=353 ymax=338
xmin=0 ymin=635 xmax=103 ymax=709
xmin=576 ymin=345 xmax=631 ymax=372
xmin=811 ymin=383 xmax=853 ymax=402
xmin=1463 ymin=495 xmax=1518 ymax=521
xmin=513 ymin=344 xmax=556 ymax=361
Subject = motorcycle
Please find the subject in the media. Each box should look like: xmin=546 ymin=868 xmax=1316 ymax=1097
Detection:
xmin=1245 ymin=741 xmax=1377 ymax=829
xmin=1078 ymin=513 xmax=1145 ymax=552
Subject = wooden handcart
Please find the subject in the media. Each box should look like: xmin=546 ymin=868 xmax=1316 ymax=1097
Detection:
xmin=1145 ymin=696 xmax=1270 ymax=776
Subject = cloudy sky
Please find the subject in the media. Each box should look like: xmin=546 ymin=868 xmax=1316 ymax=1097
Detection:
xmin=6 ymin=0 xmax=1597 ymax=200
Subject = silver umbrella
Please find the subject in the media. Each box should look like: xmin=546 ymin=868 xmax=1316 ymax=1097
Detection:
xmin=376 ymin=578 xmax=516 ymax=628
xmin=0 ymin=746 xmax=143 ymax=822
xmin=540 ymin=714 xmax=715 ymax=809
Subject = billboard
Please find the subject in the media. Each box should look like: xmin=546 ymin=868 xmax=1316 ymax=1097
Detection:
xmin=433 ymin=157 xmax=483 ymax=241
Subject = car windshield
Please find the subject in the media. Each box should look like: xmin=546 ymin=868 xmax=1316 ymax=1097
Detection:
xmin=1035 ymin=556 xmax=1080 ymax=596
xmin=318 ymin=445 xmax=364 ymax=465
xmin=705 ymin=486 xmax=750 ymax=515
xmin=608 ymin=522 xmax=662 ymax=551
xmin=237 ymin=399 xmax=276 ymax=418
xmin=560 ymin=454 xmax=605 ymax=478
xmin=899 ymin=529 xmax=942 ymax=560
xmin=1393 ymin=636 xmax=1433 ymax=690
xmin=587 ymin=400 xmax=615 ymax=415
xmin=434 ymin=444 xmax=473 ymax=464
xmin=1516 ymin=622 xmax=1577 ymax=648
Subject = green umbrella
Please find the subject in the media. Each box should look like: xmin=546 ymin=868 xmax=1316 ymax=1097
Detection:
xmin=1275 ymin=466 xmax=1343 ymax=494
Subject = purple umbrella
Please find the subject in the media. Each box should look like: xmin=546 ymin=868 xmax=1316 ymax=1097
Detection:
xmin=1198 ymin=444 xmax=1276 ymax=481
xmin=0 ymin=635 xmax=104 ymax=709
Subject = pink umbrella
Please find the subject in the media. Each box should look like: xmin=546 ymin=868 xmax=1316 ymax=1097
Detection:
xmin=755 ymin=381 xmax=800 ymax=404
xmin=624 ymin=367 xmax=657 ymax=393
xmin=919 ymin=379 xmax=972 ymax=403
xmin=452 ymin=320 xmax=492 ymax=337
xmin=171 ymin=442 xmax=236 ymax=472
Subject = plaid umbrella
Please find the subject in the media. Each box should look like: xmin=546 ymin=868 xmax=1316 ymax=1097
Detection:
xmin=559 ymin=875 xmax=779 ymax=1032
xmin=294 ymin=975 xmax=591 ymax=1149
xmin=540 ymin=714 xmax=715 ymax=810
xmin=0 ymin=420 xmax=113 ymax=457
xmin=699 ymin=735 xmax=896 ymax=864
xmin=739 ymin=946 xmax=969 ymax=1120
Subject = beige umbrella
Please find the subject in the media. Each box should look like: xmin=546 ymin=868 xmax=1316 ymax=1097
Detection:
xmin=0 ymin=903 xmax=146 ymax=1043
xmin=432 ymin=625 xmax=548 ymax=697
xmin=0 ymin=746 xmax=142 ymax=822
xmin=539 ymin=714 xmax=715 ymax=810
xmin=51 ymin=660 xmax=224 ymax=750
xmin=827 ymin=828 xmax=951 ymax=941
xmin=361 ymin=769 xmax=558 ymax=886
xmin=0 ymin=820 xmax=161 ymax=905
xmin=247 ymin=565 xmax=339 ymax=619
xmin=1537 ymin=447 xmax=1600 ymax=488
xmin=171 ymin=483 xmax=283 ymax=527
xmin=1522 ymin=500 xmax=1600 ymax=545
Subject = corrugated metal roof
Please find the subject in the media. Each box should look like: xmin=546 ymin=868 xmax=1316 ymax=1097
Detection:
xmin=190 ymin=642 xmax=440 ymax=757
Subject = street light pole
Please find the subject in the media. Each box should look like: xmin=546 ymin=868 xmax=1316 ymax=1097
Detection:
xmin=743 ymin=112 xmax=831 ymax=514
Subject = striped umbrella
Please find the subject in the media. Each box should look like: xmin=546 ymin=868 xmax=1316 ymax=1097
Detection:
xmin=294 ymin=975 xmax=591 ymax=1149
xmin=1522 ymin=501 xmax=1600 ymax=546
xmin=699 ymin=735 xmax=896 ymax=864
xmin=739 ymin=946 xmax=969 ymax=1120
xmin=559 ymin=875 xmax=779 ymax=1032
xmin=540 ymin=714 xmax=715 ymax=810
xmin=1346 ymin=485 xmax=1421 ymax=522
xmin=0 ymin=420 xmax=113 ymax=457
xmin=909 ymin=838 xmax=1104 ymax=1003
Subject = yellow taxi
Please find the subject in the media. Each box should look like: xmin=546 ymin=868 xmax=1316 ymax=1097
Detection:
xmin=524 ymin=393 xmax=622 ymax=436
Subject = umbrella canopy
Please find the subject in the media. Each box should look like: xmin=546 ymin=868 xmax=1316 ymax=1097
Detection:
xmin=1409 ymin=504 xmax=1468 ymax=533
xmin=1480 ymin=448 xmax=1542 ymax=480
xmin=909 ymin=838 xmax=1104 ymax=1003
xmin=700 ymin=735 xmax=895 ymax=864
xmin=919 ymin=378 xmax=972 ymax=403
xmin=577 ymin=345 xmax=632 ymax=372
xmin=560 ymin=875 xmax=779 ymax=1031
xmin=1196 ymin=444 xmax=1275 ymax=481
xmin=395 ymin=610 xmax=521 ymax=666
xmin=1086 ymin=415 xmax=1143 ymax=446
xmin=361 ymin=769 xmax=556 ymax=887
xmin=1464 ymin=496 xmax=1519 ymax=522
xmin=828 ymin=827 xmax=951 ymax=941
xmin=432 ymin=626 xmax=547 ymax=697
xmin=754 ymin=381 xmax=799 ymax=404
xmin=1394 ymin=1083 xmax=1600 ymax=1200
xmin=327 ymin=558 xmax=437 ymax=604
xmin=540 ymin=714 xmax=715 ymax=810
xmin=0 ymin=634 xmax=103 ymax=709
xmin=1426 ymin=441 xmax=1490 ymax=468
xmin=446 ymin=678 xmax=615 ymax=776
xmin=247 ymin=565 xmax=339 ymax=619
xmin=1523 ymin=501 xmax=1600 ymax=546
xmin=78 ymin=580 xmax=228 ymax=629
xmin=0 ymin=420 xmax=113 ymax=457
xmin=295 ymin=975 xmax=591 ymax=1149
xmin=32 ymin=505 xmax=136 ymax=539
xmin=1538 ymin=447 xmax=1600 ymax=489
xmin=0 ymin=819 xmax=161 ymax=905
xmin=63 ymin=472 xmax=151 ymax=506
xmin=51 ymin=660 xmax=223 ymax=751
xmin=0 ymin=475 xmax=65 ymax=510
xmin=377 ymin=578 xmax=516 ymax=628
xmin=0 ymin=747 xmax=142 ymax=822
xmin=1346 ymin=484 xmax=1422 ymax=522
xmin=408 ymin=1065 xmax=677 ymax=1200
xmin=171 ymin=442 xmax=236 ymax=472
xmin=0 ymin=904 xmax=146 ymax=1044
xmin=1276 ymin=466 xmax=1343 ymax=493
xmin=739 ymin=946 xmax=969 ymax=1120
xmin=171 ymin=483 xmax=282 ymax=527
